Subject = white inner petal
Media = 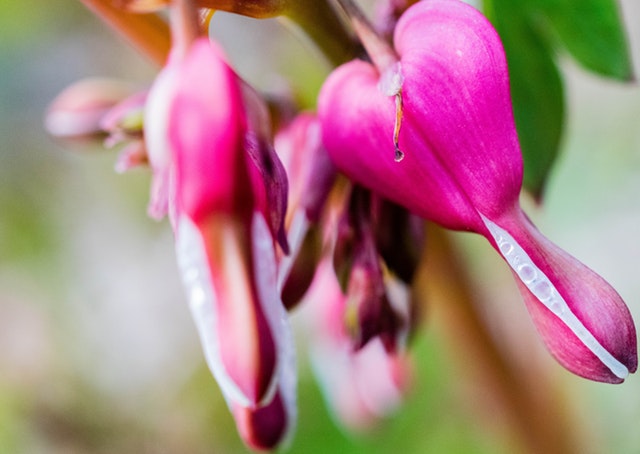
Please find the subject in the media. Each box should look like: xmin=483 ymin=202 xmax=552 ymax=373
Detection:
xmin=250 ymin=212 xmax=296 ymax=407
xmin=481 ymin=215 xmax=628 ymax=380
xmin=175 ymin=216 xmax=253 ymax=406
xmin=251 ymin=213 xmax=297 ymax=445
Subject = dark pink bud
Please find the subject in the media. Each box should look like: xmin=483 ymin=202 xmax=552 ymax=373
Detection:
xmin=334 ymin=187 xmax=404 ymax=352
xmin=232 ymin=390 xmax=290 ymax=451
xmin=242 ymin=84 xmax=290 ymax=254
xmin=274 ymin=112 xmax=337 ymax=309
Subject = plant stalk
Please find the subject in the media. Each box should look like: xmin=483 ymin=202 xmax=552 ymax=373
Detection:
xmin=80 ymin=0 xmax=171 ymax=66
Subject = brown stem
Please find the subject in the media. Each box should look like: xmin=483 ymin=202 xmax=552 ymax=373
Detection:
xmin=284 ymin=0 xmax=359 ymax=66
xmin=80 ymin=0 xmax=171 ymax=66
xmin=197 ymin=0 xmax=357 ymax=66
xmin=421 ymin=224 xmax=579 ymax=454
xmin=334 ymin=0 xmax=398 ymax=72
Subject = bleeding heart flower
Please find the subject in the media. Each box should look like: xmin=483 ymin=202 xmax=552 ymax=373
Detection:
xmin=144 ymin=29 xmax=295 ymax=448
xmin=318 ymin=0 xmax=637 ymax=383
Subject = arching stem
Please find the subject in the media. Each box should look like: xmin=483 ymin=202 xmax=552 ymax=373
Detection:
xmin=80 ymin=0 xmax=171 ymax=66
xmin=333 ymin=0 xmax=398 ymax=72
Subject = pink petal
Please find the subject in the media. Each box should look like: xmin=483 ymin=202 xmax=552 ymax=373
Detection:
xmin=45 ymin=78 xmax=134 ymax=139
xmin=176 ymin=213 xmax=280 ymax=406
xmin=167 ymin=38 xmax=252 ymax=222
xmin=484 ymin=208 xmax=637 ymax=382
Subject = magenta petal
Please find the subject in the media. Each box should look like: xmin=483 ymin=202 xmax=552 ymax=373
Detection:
xmin=167 ymin=38 xmax=252 ymax=222
xmin=318 ymin=0 xmax=521 ymax=232
xmin=485 ymin=209 xmax=637 ymax=383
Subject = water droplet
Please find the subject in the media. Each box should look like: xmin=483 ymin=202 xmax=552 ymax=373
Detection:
xmin=548 ymin=297 xmax=564 ymax=315
xmin=532 ymin=280 xmax=552 ymax=301
xmin=499 ymin=241 xmax=513 ymax=255
xmin=517 ymin=264 xmax=536 ymax=283
xmin=394 ymin=147 xmax=405 ymax=162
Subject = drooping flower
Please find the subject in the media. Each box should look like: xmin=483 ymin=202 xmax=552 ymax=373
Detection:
xmin=318 ymin=0 xmax=637 ymax=383
xmin=301 ymin=258 xmax=411 ymax=430
xmin=144 ymin=21 xmax=294 ymax=448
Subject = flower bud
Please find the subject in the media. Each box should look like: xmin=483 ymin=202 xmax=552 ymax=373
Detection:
xmin=45 ymin=78 xmax=135 ymax=143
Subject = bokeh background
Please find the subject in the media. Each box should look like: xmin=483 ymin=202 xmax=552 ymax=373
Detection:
xmin=2 ymin=0 xmax=640 ymax=452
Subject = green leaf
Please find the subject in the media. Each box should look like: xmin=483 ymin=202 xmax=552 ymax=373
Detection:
xmin=484 ymin=0 xmax=564 ymax=198
xmin=531 ymin=0 xmax=633 ymax=80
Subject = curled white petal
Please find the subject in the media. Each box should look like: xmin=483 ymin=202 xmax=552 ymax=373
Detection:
xmin=175 ymin=215 xmax=253 ymax=406
xmin=481 ymin=214 xmax=628 ymax=380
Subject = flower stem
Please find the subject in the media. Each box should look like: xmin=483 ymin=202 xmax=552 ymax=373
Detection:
xmin=80 ymin=0 xmax=171 ymax=66
xmin=196 ymin=0 xmax=357 ymax=66
xmin=422 ymin=224 xmax=580 ymax=454
xmin=284 ymin=0 xmax=359 ymax=66
xmin=333 ymin=0 xmax=398 ymax=72
xmin=170 ymin=0 xmax=200 ymax=59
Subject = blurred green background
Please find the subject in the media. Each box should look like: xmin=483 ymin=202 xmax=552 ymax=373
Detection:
xmin=2 ymin=0 xmax=640 ymax=453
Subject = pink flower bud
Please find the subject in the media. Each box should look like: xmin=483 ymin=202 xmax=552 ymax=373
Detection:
xmin=45 ymin=78 xmax=135 ymax=142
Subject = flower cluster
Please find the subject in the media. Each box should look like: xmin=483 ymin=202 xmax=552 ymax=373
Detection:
xmin=47 ymin=0 xmax=637 ymax=450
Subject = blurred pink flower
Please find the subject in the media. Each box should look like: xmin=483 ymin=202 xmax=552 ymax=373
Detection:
xmin=302 ymin=258 xmax=411 ymax=430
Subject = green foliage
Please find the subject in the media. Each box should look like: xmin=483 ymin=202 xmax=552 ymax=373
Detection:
xmin=0 ymin=0 xmax=79 ymax=49
xmin=483 ymin=0 xmax=631 ymax=197
xmin=532 ymin=0 xmax=633 ymax=80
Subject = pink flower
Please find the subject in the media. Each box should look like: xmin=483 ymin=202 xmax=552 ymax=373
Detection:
xmin=318 ymin=0 xmax=637 ymax=383
xmin=144 ymin=35 xmax=294 ymax=446
xmin=301 ymin=259 xmax=411 ymax=430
